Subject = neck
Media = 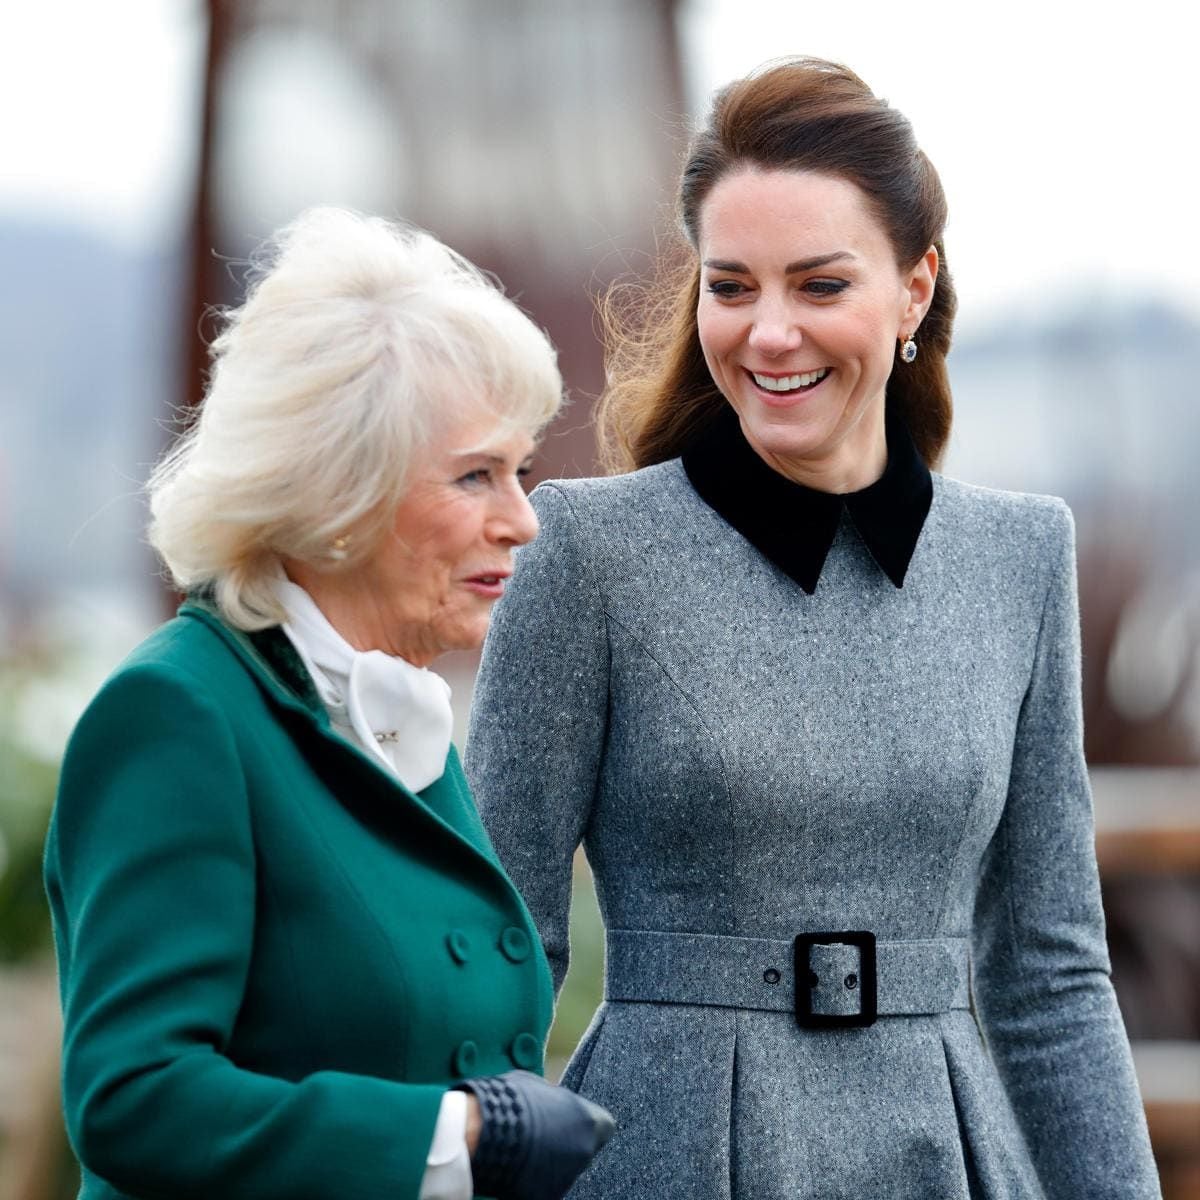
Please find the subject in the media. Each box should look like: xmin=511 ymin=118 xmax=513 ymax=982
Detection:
xmin=742 ymin=412 xmax=888 ymax=494
xmin=281 ymin=561 xmax=435 ymax=667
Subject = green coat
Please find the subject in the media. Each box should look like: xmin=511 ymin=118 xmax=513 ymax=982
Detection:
xmin=44 ymin=597 xmax=554 ymax=1200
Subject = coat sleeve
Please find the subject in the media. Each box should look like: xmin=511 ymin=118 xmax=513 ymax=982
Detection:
xmin=43 ymin=662 xmax=447 ymax=1200
xmin=466 ymin=483 xmax=610 ymax=993
xmin=971 ymin=501 xmax=1161 ymax=1199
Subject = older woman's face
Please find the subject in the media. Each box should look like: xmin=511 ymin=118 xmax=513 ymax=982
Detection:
xmin=362 ymin=415 xmax=539 ymax=666
xmin=697 ymin=168 xmax=936 ymax=492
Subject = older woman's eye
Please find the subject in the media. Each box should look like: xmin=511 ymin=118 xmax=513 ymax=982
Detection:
xmin=456 ymin=469 xmax=490 ymax=487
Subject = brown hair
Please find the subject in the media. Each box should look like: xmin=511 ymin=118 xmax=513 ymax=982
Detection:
xmin=597 ymin=57 xmax=956 ymax=473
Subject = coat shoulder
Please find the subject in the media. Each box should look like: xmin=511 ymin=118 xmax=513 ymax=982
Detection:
xmin=533 ymin=461 xmax=691 ymax=525
xmin=931 ymin=474 xmax=1074 ymax=570
xmin=109 ymin=614 xmax=261 ymax=702
xmin=528 ymin=461 xmax=708 ymax=569
xmin=72 ymin=616 xmax=273 ymax=766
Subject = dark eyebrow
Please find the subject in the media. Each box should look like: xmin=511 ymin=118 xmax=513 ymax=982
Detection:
xmin=703 ymin=251 xmax=856 ymax=274
xmin=786 ymin=251 xmax=856 ymax=273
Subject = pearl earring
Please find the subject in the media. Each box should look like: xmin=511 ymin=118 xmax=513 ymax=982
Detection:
xmin=900 ymin=334 xmax=918 ymax=364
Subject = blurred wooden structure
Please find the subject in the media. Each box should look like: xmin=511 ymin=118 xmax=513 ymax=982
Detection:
xmin=185 ymin=0 xmax=688 ymax=483
xmin=1094 ymin=768 xmax=1200 ymax=876
xmin=1095 ymin=768 xmax=1200 ymax=1197
xmin=1134 ymin=1042 xmax=1200 ymax=1200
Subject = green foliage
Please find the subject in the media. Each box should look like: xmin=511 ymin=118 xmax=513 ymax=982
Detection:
xmin=0 ymin=646 xmax=76 ymax=1197
xmin=546 ymin=853 xmax=605 ymax=1072
xmin=0 ymin=656 xmax=61 ymax=965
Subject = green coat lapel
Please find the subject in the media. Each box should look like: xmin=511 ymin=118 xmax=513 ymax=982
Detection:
xmin=176 ymin=599 xmax=502 ymax=873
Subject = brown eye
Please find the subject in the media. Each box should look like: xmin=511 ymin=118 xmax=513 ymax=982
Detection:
xmin=804 ymin=279 xmax=848 ymax=296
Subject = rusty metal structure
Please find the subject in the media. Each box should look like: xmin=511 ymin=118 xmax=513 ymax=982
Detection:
xmin=185 ymin=0 xmax=687 ymax=480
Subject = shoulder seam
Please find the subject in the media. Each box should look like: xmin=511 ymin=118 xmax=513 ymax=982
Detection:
xmin=535 ymin=482 xmax=610 ymax=616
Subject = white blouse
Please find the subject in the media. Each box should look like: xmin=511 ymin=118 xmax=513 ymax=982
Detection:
xmin=274 ymin=578 xmax=472 ymax=1200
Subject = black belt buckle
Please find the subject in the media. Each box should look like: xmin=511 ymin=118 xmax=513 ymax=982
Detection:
xmin=794 ymin=930 xmax=877 ymax=1029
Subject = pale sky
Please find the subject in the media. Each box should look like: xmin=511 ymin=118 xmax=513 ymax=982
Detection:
xmin=0 ymin=0 xmax=203 ymax=247
xmin=2 ymin=0 xmax=1197 ymax=335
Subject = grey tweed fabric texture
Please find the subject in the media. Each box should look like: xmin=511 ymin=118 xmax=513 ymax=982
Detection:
xmin=466 ymin=461 xmax=1161 ymax=1200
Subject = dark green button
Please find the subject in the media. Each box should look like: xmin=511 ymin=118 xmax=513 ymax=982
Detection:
xmin=446 ymin=930 xmax=472 ymax=965
xmin=452 ymin=1040 xmax=479 ymax=1077
xmin=500 ymin=926 xmax=531 ymax=963
xmin=510 ymin=1032 xmax=540 ymax=1070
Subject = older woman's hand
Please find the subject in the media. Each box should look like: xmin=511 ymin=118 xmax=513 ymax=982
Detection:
xmin=458 ymin=1070 xmax=614 ymax=1200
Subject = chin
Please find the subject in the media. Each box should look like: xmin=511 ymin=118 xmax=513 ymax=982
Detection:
xmin=746 ymin=421 xmax=833 ymax=461
xmin=447 ymin=623 xmax=491 ymax=658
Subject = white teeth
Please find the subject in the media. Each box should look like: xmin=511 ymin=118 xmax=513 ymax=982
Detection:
xmin=752 ymin=368 xmax=829 ymax=392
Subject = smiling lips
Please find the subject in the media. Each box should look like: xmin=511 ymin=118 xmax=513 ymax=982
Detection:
xmin=749 ymin=367 xmax=830 ymax=394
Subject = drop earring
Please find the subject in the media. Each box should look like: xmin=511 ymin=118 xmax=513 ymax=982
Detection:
xmin=899 ymin=334 xmax=918 ymax=364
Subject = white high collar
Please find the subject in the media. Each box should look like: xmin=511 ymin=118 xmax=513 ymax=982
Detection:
xmin=273 ymin=577 xmax=453 ymax=794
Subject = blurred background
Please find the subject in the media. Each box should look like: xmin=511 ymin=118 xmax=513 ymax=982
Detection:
xmin=1 ymin=1 xmax=1197 ymax=1196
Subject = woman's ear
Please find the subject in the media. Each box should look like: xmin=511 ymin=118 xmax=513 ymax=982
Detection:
xmin=903 ymin=245 xmax=939 ymax=330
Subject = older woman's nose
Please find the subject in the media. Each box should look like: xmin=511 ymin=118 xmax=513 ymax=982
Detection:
xmin=492 ymin=485 xmax=540 ymax=547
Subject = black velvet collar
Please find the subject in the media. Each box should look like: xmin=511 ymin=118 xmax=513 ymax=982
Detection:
xmin=681 ymin=403 xmax=933 ymax=594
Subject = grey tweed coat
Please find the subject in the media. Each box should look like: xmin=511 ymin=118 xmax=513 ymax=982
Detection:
xmin=465 ymin=460 xmax=1160 ymax=1200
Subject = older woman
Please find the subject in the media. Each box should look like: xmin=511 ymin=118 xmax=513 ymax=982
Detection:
xmin=467 ymin=60 xmax=1161 ymax=1199
xmin=44 ymin=207 xmax=612 ymax=1200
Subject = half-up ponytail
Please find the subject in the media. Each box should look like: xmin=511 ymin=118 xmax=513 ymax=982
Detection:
xmin=597 ymin=58 xmax=957 ymax=473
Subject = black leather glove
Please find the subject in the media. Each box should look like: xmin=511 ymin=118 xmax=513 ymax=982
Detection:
xmin=456 ymin=1069 xmax=615 ymax=1200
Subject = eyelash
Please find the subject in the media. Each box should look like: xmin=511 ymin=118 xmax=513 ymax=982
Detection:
xmin=456 ymin=466 xmax=533 ymax=487
xmin=805 ymin=279 xmax=848 ymax=296
xmin=707 ymin=281 xmax=746 ymax=299
xmin=705 ymin=279 xmax=849 ymax=299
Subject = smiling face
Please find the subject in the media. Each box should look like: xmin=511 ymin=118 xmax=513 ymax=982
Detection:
xmin=696 ymin=168 xmax=937 ymax=492
xmin=287 ymin=412 xmax=539 ymax=666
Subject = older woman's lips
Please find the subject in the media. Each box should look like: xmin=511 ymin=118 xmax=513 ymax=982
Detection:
xmin=464 ymin=573 xmax=509 ymax=599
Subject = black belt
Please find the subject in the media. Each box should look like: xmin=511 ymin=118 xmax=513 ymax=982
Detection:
xmin=604 ymin=928 xmax=971 ymax=1029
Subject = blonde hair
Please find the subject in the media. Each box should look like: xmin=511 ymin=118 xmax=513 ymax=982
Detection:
xmin=148 ymin=207 xmax=563 ymax=630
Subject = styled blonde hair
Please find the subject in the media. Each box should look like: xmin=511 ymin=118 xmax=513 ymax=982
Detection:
xmin=148 ymin=207 xmax=563 ymax=630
